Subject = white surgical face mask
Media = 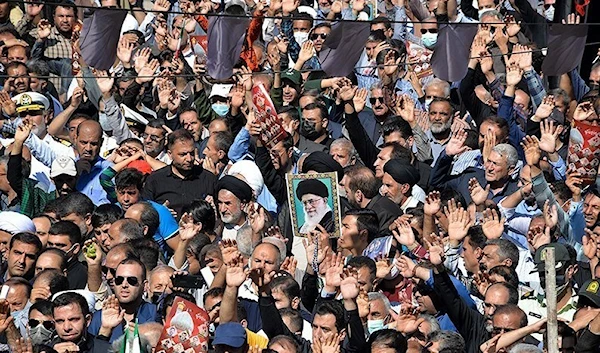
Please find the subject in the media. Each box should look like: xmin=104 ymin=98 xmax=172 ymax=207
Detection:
xmin=294 ymin=31 xmax=309 ymax=46
xmin=544 ymin=5 xmax=555 ymax=21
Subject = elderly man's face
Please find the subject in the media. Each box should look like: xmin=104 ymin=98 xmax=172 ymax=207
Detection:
xmin=370 ymin=88 xmax=388 ymax=117
xmin=301 ymin=193 xmax=328 ymax=221
xmin=381 ymin=173 xmax=405 ymax=205
xmin=251 ymin=243 xmax=279 ymax=274
xmin=484 ymin=150 xmax=511 ymax=182
xmin=330 ymin=145 xmax=353 ymax=168
xmin=218 ymin=189 xmax=244 ymax=225
xmin=428 ymin=101 xmax=452 ymax=134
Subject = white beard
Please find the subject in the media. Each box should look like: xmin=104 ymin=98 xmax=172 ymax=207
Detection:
xmin=299 ymin=202 xmax=332 ymax=233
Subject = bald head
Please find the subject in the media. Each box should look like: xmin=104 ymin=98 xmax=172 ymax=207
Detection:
xmin=76 ymin=120 xmax=103 ymax=162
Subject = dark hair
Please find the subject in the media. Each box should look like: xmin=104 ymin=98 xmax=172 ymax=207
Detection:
xmin=236 ymin=302 xmax=247 ymax=321
xmin=181 ymin=200 xmax=217 ymax=235
xmin=464 ymin=129 xmax=479 ymax=150
xmin=270 ymin=275 xmax=301 ymax=302
xmin=382 ymin=118 xmax=413 ymax=139
xmin=302 ymin=102 xmax=328 ymax=121
xmin=49 ymin=220 xmax=82 ymax=246
xmin=10 ymin=232 xmax=43 ymax=255
xmin=439 ymin=189 xmax=466 ymax=210
xmin=43 ymin=198 xmax=61 ymax=216
xmin=27 ymin=60 xmax=50 ymax=78
xmin=428 ymin=330 xmax=465 ymax=353
xmin=314 ymin=300 xmax=345 ymax=332
xmin=368 ymin=329 xmax=407 ymax=353
xmin=133 ymin=202 xmax=160 ymax=238
xmin=347 ymin=256 xmax=377 ymax=282
xmin=292 ymin=13 xmax=313 ymax=28
xmin=38 ymin=248 xmax=68 ymax=271
xmin=53 ymin=0 xmax=78 ymax=18
xmin=118 ymin=256 xmax=147 ymax=282
xmin=53 ymin=292 xmax=89 ymax=317
xmin=488 ymin=265 xmax=519 ymax=290
xmin=430 ymin=97 xmax=454 ymax=115
xmin=212 ymin=131 xmax=233 ymax=158
xmin=550 ymin=181 xmax=573 ymax=204
xmin=29 ymin=299 xmax=54 ymax=317
xmin=167 ymin=129 xmax=194 ymax=150
xmin=203 ymin=287 xmax=225 ymax=306
xmin=344 ymin=209 xmax=379 ymax=243
xmin=120 ymin=138 xmax=144 ymax=150
xmin=269 ymin=335 xmax=299 ymax=353
xmin=91 ymin=204 xmax=123 ymax=228
xmin=279 ymin=308 xmax=303 ymax=333
xmin=278 ymin=106 xmax=300 ymax=122
xmin=481 ymin=115 xmax=509 ymax=143
xmin=466 ymin=226 xmax=487 ymax=249
xmin=56 ymin=192 xmax=95 ymax=219
xmin=5 ymin=61 xmax=29 ymax=74
xmin=0 ymin=27 xmax=20 ymax=40
xmin=367 ymin=30 xmax=386 ymax=43
xmin=382 ymin=142 xmax=412 ymax=163
xmin=371 ymin=16 xmax=392 ymax=30
xmin=147 ymin=118 xmax=168 ymax=131
xmin=345 ymin=165 xmax=380 ymax=199
xmin=115 ymin=168 xmax=145 ymax=191
xmin=130 ymin=238 xmax=160 ymax=271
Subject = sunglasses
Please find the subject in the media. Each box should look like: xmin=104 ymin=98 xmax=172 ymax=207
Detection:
xmin=310 ymin=33 xmax=327 ymax=40
xmin=101 ymin=266 xmax=116 ymax=277
xmin=420 ymin=28 xmax=438 ymax=34
xmin=543 ymin=3 xmax=554 ymax=9
xmin=18 ymin=109 xmax=44 ymax=118
xmin=491 ymin=326 xmax=516 ymax=336
xmin=114 ymin=276 xmax=140 ymax=287
xmin=369 ymin=97 xmax=384 ymax=105
xmin=29 ymin=319 xmax=54 ymax=330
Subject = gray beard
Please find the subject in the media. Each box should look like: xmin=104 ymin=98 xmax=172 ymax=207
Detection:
xmin=430 ymin=120 xmax=451 ymax=134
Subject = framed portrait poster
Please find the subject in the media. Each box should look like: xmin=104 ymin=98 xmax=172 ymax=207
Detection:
xmin=286 ymin=172 xmax=342 ymax=238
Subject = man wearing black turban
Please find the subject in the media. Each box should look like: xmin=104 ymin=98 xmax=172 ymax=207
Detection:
xmin=301 ymin=151 xmax=344 ymax=181
xmin=216 ymin=175 xmax=254 ymax=240
xmin=295 ymin=178 xmax=335 ymax=235
xmin=381 ymin=159 xmax=422 ymax=212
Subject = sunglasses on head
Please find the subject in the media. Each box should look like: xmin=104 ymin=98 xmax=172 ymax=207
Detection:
xmin=101 ymin=266 xmax=116 ymax=277
xmin=420 ymin=28 xmax=438 ymax=34
xmin=114 ymin=276 xmax=140 ymax=287
xmin=28 ymin=319 xmax=54 ymax=330
xmin=310 ymin=33 xmax=327 ymax=40
xmin=369 ymin=97 xmax=384 ymax=105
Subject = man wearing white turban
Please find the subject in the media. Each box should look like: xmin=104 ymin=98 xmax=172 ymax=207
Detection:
xmin=0 ymin=211 xmax=36 ymax=260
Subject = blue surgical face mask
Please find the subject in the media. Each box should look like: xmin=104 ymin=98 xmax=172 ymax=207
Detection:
xmin=421 ymin=32 xmax=437 ymax=49
xmin=211 ymin=103 xmax=229 ymax=117
xmin=367 ymin=319 xmax=386 ymax=335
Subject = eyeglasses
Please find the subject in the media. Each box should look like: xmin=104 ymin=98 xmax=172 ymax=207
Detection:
xmin=543 ymin=3 xmax=554 ymax=9
xmin=420 ymin=28 xmax=438 ymax=34
xmin=491 ymin=326 xmax=516 ymax=336
xmin=301 ymin=198 xmax=322 ymax=207
xmin=369 ymin=97 xmax=384 ymax=105
xmin=101 ymin=266 xmax=117 ymax=277
xmin=310 ymin=33 xmax=328 ymax=40
xmin=114 ymin=276 xmax=140 ymax=287
xmin=28 ymin=319 xmax=54 ymax=330
xmin=142 ymin=133 xmax=163 ymax=143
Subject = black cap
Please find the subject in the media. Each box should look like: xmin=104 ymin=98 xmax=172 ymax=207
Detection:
xmin=533 ymin=243 xmax=571 ymax=272
xmin=579 ymin=279 xmax=600 ymax=308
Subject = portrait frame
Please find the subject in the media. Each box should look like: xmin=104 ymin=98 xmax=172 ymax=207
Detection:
xmin=286 ymin=172 xmax=342 ymax=238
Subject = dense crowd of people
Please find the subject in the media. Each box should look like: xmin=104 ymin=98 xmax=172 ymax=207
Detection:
xmin=0 ymin=0 xmax=598 ymax=352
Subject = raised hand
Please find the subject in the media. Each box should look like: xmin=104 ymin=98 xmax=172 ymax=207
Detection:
xmin=543 ymin=200 xmax=558 ymax=229
xmin=375 ymin=255 xmax=394 ymax=279
xmin=280 ymin=256 xmax=298 ymax=276
xmin=152 ymin=0 xmax=171 ymax=12
xmin=395 ymin=255 xmax=417 ymax=278
xmin=469 ymin=177 xmax=490 ymax=206
xmin=230 ymin=84 xmax=245 ymax=109
xmin=248 ymin=203 xmax=267 ymax=235
xmin=95 ymin=70 xmax=115 ymax=95
xmin=424 ymin=233 xmax=445 ymax=266
xmin=298 ymin=41 xmax=315 ymax=63
xmin=352 ymin=88 xmax=368 ymax=113
xmin=137 ymin=59 xmax=160 ymax=83
xmin=573 ymin=101 xmax=597 ymax=121
xmin=445 ymin=203 xmax=471 ymax=244
xmin=26 ymin=2 xmax=44 ymax=19
xmin=340 ymin=267 xmax=360 ymax=300
xmin=424 ymin=191 xmax=441 ymax=216
xmin=324 ymin=252 xmax=344 ymax=289
xmin=528 ymin=226 xmax=551 ymax=251
xmin=514 ymin=43 xmax=532 ymax=71
xmin=535 ymin=95 xmax=555 ymax=120
xmin=473 ymin=272 xmax=491 ymax=296
xmin=101 ymin=295 xmax=125 ymax=330
xmin=304 ymin=228 xmax=330 ymax=268
xmin=320 ymin=333 xmax=342 ymax=353
xmin=566 ymin=169 xmax=583 ymax=200
xmin=219 ymin=239 xmax=241 ymax=266
xmin=583 ymin=229 xmax=599 ymax=261
xmin=445 ymin=129 xmax=469 ymax=156
xmin=478 ymin=50 xmax=494 ymax=74
xmin=521 ymin=135 xmax=541 ymax=167
xmin=12 ymin=338 xmax=33 ymax=353
xmin=37 ymin=19 xmax=51 ymax=40
xmin=396 ymin=94 xmax=416 ymax=126
xmin=481 ymin=208 xmax=505 ymax=240
xmin=14 ymin=119 xmax=33 ymax=144
xmin=562 ymin=13 xmax=580 ymax=25
xmin=248 ymin=267 xmax=274 ymax=292
xmin=539 ymin=119 xmax=563 ymax=154
xmin=505 ymin=62 xmax=523 ymax=87
xmin=339 ymin=84 xmax=357 ymax=103
xmin=0 ymin=91 xmax=16 ymax=117
xmin=225 ymin=254 xmax=248 ymax=288
xmin=482 ymin=128 xmax=496 ymax=163
xmin=116 ymin=37 xmax=135 ymax=66
xmin=504 ymin=15 xmax=521 ymax=37
xmin=179 ymin=212 xmax=201 ymax=241
xmin=391 ymin=218 xmax=417 ymax=248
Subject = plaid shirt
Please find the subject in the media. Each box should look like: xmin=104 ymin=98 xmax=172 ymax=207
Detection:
xmin=32 ymin=27 xmax=73 ymax=59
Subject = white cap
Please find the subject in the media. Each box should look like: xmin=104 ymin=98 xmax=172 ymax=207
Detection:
xmin=209 ymin=84 xmax=233 ymax=99
xmin=12 ymin=92 xmax=50 ymax=113
xmin=0 ymin=212 xmax=35 ymax=234
xmin=50 ymin=156 xmax=77 ymax=178
xmin=297 ymin=6 xmax=317 ymax=19
xmin=121 ymin=104 xmax=149 ymax=126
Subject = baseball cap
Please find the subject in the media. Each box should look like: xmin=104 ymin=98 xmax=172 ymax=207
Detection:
xmin=213 ymin=323 xmax=247 ymax=347
xmin=209 ymin=84 xmax=233 ymax=100
xmin=532 ymin=243 xmax=572 ymax=272
xmin=281 ymin=70 xmax=302 ymax=86
xmin=12 ymin=92 xmax=50 ymax=113
xmin=50 ymin=156 xmax=77 ymax=178
xmin=579 ymin=279 xmax=600 ymax=308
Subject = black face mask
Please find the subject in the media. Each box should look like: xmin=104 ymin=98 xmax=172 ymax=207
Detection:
xmin=300 ymin=120 xmax=321 ymax=140
xmin=151 ymin=292 xmax=164 ymax=304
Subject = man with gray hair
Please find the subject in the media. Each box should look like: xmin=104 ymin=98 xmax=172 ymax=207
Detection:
xmin=329 ymin=138 xmax=360 ymax=168
xmin=423 ymin=78 xmax=451 ymax=109
xmin=509 ymin=344 xmax=543 ymax=353
xmin=367 ymin=292 xmax=392 ymax=335
xmin=428 ymin=330 xmax=466 ymax=353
